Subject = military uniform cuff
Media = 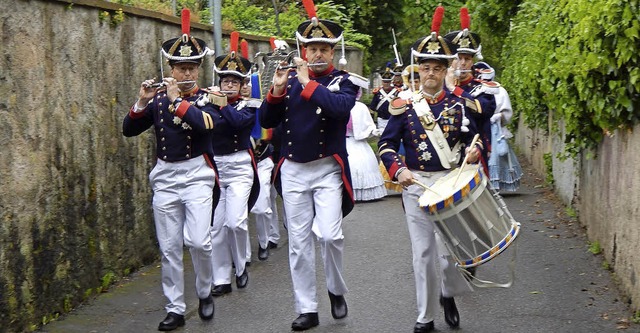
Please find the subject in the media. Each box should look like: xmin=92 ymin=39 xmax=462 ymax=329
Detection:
xmin=267 ymin=87 xmax=287 ymax=104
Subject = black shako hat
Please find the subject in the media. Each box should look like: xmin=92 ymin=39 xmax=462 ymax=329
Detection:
xmin=411 ymin=5 xmax=458 ymax=64
xmin=295 ymin=0 xmax=344 ymax=46
xmin=443 ymin=7 xmax=483 ymax=60
xmin=214 ymin=31 xmax=252 ymax=78
xmin=161 ymin=9 xmax=211 ymax=66
xmin=380 ymin=67 xmax=394 ymax=81
xmin=295 ymin=0 xmax=348 ymax=67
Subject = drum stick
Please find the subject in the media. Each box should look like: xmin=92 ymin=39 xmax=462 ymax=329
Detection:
xmin=411 ymin=179 xmax=442 ymax=197
xmin=453 ymin=134 xmax=480 ymax=187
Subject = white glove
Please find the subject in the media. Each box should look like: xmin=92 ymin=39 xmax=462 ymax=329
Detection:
xmin=372 ymin=129 xmax=383 ymax=137
xmin=445 ymin=67 xmax=457 ymax=91
xmin=490 ymin=113 xmax=502 ymax=124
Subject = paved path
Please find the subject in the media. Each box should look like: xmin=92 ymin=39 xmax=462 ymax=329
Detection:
xmin=40 ymin=163 xmax=638 ymax=333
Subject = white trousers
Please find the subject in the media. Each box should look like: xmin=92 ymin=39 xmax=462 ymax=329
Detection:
xmin=211 ymin=151 xmax=253 ymax=284
xmin=268 ymin=185 xmax=281 ymax=244
xmin=402 ymin=170 xmax=473 ymax=324
xmin=280 ymin=157 xmax=348 ymax=314
xmin=149 ymin=156 xmax=215 ymax=315
xmin=249 ymin=158 xmax=279 ymax=253
xmin=377 ymin=117 xmax=389 ymax=132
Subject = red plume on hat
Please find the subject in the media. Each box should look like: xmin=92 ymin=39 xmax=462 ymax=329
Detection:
xmin=443 ymin=7 xmax=483 ymax=60
xmin=230 ymin=31 xmax=239 ymax=57
xmin=269 ymin=37 xmax=277 ymax=51
xmin=240 ymin=39 xmax=249 ymax=59
xmin=431 ymin=5 xmax=444 ymax=36
xmin=181 ymin=8 xmax=191 ymax=36
xmin=302 ymin=0 xmax=318 ymax=25
xmin=460 ymin=7 xmax=470 ymax=31
xmin=214 ymin=31 xmax=251 ymax=78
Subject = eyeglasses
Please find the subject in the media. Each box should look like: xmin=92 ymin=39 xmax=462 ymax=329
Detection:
xmin=221 ymin=79 xmax=242 ymax=86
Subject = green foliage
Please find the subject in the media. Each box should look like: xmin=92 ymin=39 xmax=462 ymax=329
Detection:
xmin=543 ymin=152 xmax=554 ymax=185
xmin=466 ymin=0 xmax=521 ymax=74
xmin=98 ymin=8 xmax=126 ymax=26
xmin=100 ymin=271 xmax=116 ymax=292
xmin=632 ymin=310 xmax=640 ymax=324
xmin=333 ymin=0 xmax=405 ymax=73
xmin=588 ymin=241 xmax=602 ymax=255
xmin=501 ymin=0 xmax=640 ymax=157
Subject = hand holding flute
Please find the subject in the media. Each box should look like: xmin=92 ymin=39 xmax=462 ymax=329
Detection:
xmin=136 ymin=78 xmax=159 ymax=109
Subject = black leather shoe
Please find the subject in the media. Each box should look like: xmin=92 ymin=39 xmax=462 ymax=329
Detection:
xmin=414 ymin=321 xmax=434 ymax=333
xmin=328 ymin=291 xmax=348 ymax=319
xmin=291 ymin=313 xmax=319 ymax=331
xmin=236 ymin=268 xmax=249 ymax=289
xmin=158 ymin=312 xmax=185 ymax=331
xmin=268 ymin=241 xmax=278 ymax=249
xmin=211 ymin=284 xmax=232 ymax=297
xmin=198 ymin=294 xmax=215 ymax=320
xmin=440 ymin=295 xmax=460 ymax=328
xmin=258 ymin=246 xmax=269 ymax=261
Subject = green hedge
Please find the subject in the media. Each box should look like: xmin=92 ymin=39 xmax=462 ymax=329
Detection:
xmin=495 ymin=0 xmax=640 ymax=157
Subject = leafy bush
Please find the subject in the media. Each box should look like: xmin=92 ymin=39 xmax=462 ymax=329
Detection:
xmin=501 ymin=0 xmax=640 ymax=157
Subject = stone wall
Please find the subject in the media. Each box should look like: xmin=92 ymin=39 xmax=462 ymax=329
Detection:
xmin=515 ymin=114 xmax=640 ymax=313
xmin=0 ymin=0 xmax=363 ymax=331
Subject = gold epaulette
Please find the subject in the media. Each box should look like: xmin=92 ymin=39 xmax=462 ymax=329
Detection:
xmin=209 ymin=91 xmax=227 ymax=108
xmin=463 ymin=97 xmax=482 ymax=114
xmin=389 ymin=97 xmax=408 ymax=115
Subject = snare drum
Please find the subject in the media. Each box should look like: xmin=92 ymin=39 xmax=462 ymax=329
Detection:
xmin=418 ymin=165 xmax=520 ymax=268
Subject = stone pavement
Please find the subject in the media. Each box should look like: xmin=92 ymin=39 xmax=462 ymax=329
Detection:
xmin=39 ymin=162 xmax=639 ymax=333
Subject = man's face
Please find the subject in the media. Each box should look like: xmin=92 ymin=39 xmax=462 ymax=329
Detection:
xmin=392 ymin=75 xmax=403 ymax=87
xmin=171 ymin=62 xmax=200 ymax=88
xmin=418 ymin=60 xmax=447 ymax=93
xmin=305 ymin=43 xmax=334 ymax=73
xmin=220 ymin=75 xmax=242 ymax=98
xmin=409 ymin=76 xmax=421 ymax=91
xmin=457 ymin=53 xmax=474 ymax=78
xmin=381 ymin=80 xmax=392 ymax=90
xmin=240 ymin=80 xmax=251 ymax=98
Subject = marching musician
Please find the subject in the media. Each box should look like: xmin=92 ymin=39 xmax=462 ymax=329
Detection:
xmin=444 ymin=7 xmax=497 ymax=175
xmin=378 ymin=6 xmax=482 ymax=333
xmin=391 ymin=64 xmax=405 ymax=89
xmin=209 ymin=32 xmax=260 ymax=297
xmin=121 ymin=9 xmax=215 ymax=331
xmin=258 ymin=0 xmax=357 ymax=329
xmin=369 ymin=67 xmax=399 ymax=132
xmin=243 ymin=57 xmax=280 ymax=261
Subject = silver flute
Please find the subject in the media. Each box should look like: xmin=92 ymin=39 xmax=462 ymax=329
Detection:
xmin=277 ymin=62 xmax=328 ymax=70
xmin=145 ymin=80 xmax=196 ymax=88
xmin=453 ymin=69 xmax=472 ymax=76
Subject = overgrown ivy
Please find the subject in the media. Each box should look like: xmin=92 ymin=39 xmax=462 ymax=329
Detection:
xmin=482 ymin=0 xmax=639 ymax=158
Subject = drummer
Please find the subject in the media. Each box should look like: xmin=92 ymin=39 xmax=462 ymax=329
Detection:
xmin=377 ymin=6 xmax=483 ymax=333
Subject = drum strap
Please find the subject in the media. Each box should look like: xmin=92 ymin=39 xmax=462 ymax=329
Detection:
xmin=413 ymin=97 xmax=461 ymax=169
xmin=425 ymin=125 xmax=461 ymax=170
